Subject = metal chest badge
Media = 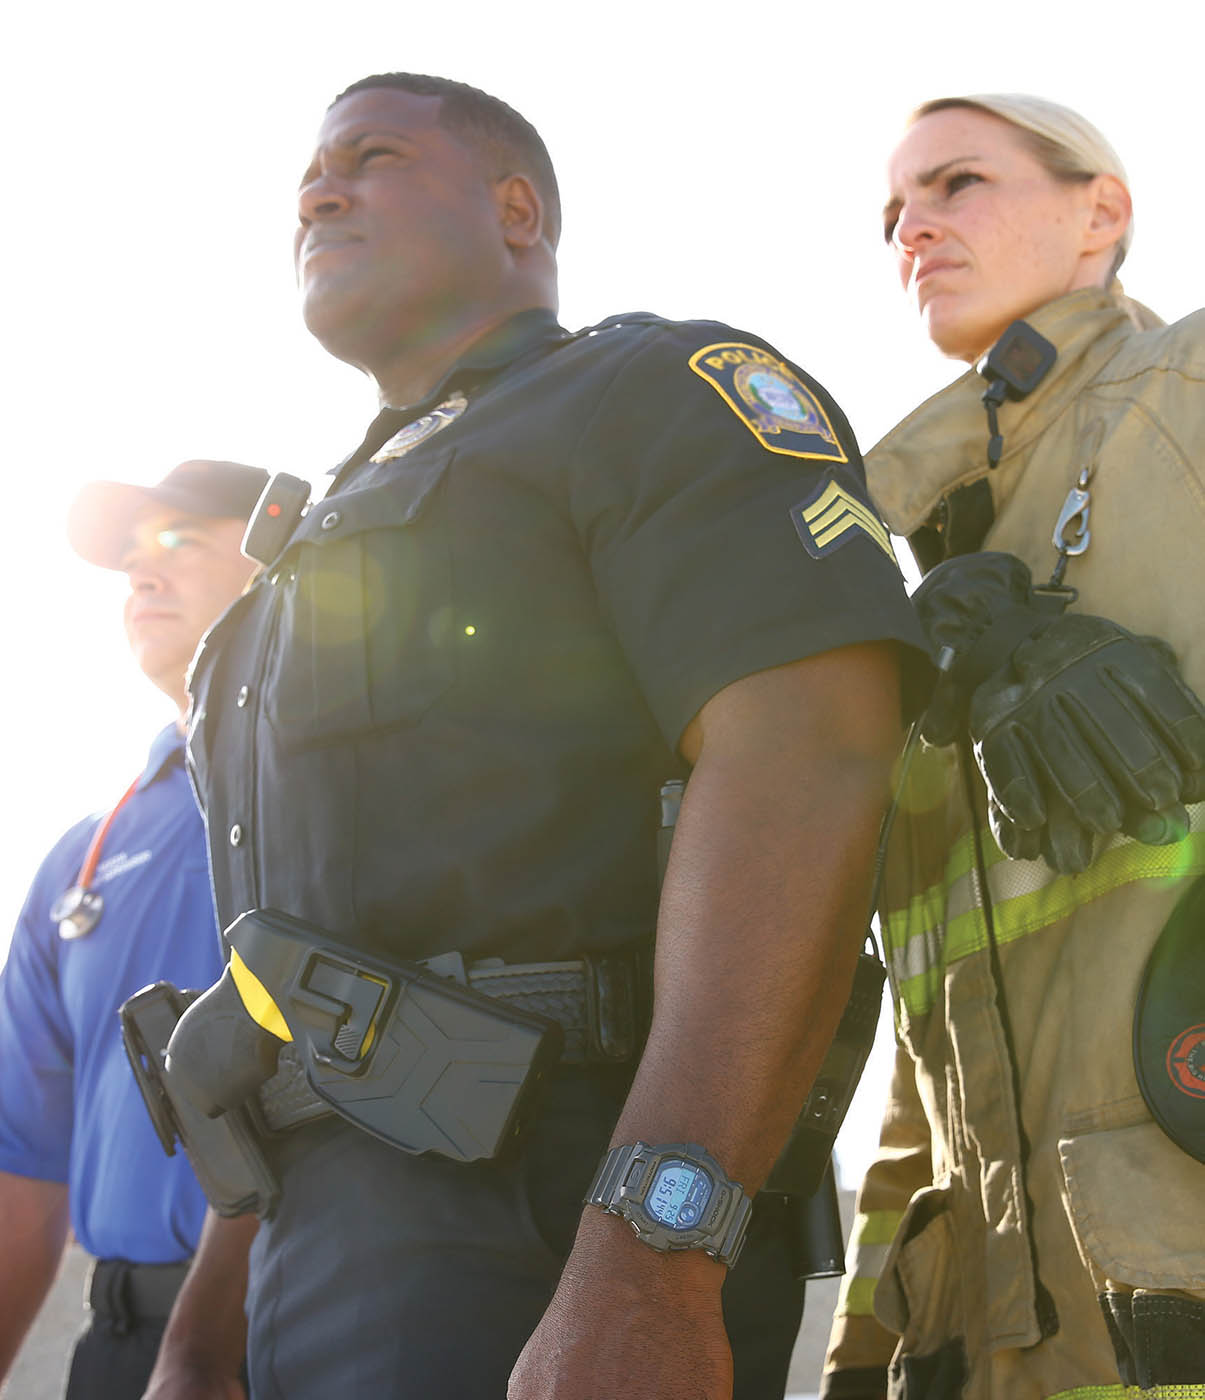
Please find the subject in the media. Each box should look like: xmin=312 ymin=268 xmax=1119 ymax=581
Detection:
xmin=371 ymin=392 xmax=468 ymax=464
xmin=688 ymin=344 xmax=847 ymax=462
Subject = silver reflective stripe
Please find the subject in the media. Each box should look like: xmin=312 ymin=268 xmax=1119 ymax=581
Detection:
xmin=844 ymin=1240 xmax=892 ymax=1282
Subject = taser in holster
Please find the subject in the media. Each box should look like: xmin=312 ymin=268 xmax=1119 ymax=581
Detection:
xmin=120 ymin=983 xmax=280 ymax=1218
xmin=164 ymin=909 xmax=564 ymax=1165
xmin=762 ymin=945 xmax=885 ymax=1202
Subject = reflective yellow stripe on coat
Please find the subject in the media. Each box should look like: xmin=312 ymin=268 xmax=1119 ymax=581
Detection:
xmin=884 ymin=817 xmax=1205 ymax=1021
xmin=835 ymin=1209 xmax=904 ymax=1319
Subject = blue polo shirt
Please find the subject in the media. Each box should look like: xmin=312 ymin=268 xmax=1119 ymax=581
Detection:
xmin=0 ymin=725 xmax=223 ymax=1262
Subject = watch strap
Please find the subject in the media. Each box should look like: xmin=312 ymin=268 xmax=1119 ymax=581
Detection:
xmin=586 ymin=1142 xmax=638 ymax=1208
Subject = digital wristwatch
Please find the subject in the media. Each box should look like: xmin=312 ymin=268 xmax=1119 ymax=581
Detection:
xmin=585 ymin=1141 xmax=752 ymax=1267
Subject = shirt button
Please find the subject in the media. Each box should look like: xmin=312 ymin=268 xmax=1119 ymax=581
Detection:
xmin=320 ymin=510 xmax=341 ymax=531
xmin=236 ymin=685 xmax=250 ymax=708
xmin=229 ymin=823 xmax=244 ymax=847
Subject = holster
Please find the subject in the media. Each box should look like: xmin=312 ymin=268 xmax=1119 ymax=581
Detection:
xmin=120 ymin=982 xmax=280 ymax=1218
xmin=165 ymin=908 xmax=566 ymax=1167
xmin=764 ymin=948 xmax=885 ymax=1199
xmin=757 ymin=949 xmax=884 ymax=1283
xmin=779 ymin=1156 xmax=846 ymax=1282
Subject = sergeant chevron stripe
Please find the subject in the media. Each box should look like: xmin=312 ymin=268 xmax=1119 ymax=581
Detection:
xmin=791 ymin=479 xmax=896 ymax=562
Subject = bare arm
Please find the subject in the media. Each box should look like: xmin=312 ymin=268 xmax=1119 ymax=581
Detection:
xmin=510 ymin=641 xmax=904 ymax=1399
xmin=0 ymin=1170 xmax=70 ymax=1381
xmin=142 ymin=1209 xmax=257 ymax=1400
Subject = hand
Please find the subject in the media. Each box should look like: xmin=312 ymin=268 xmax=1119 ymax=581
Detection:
xmin=508 ymin=1212 xmax=732 ymax=1400
xmin=142 ymin=1365 xmax=245 ymax=1400
xmin=911 ymin=552 xmax=1047 ymax=747
xmin=138 ymin=1212 xmax=256 ymax=1400
xmin=972 ymin=615 xmax=1205 ymax=873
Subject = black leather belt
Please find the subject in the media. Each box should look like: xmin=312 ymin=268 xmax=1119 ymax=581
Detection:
xmin=259 ymin=948 xmax=649 ymax=1134
xmin=87 ymin=1258 xmax=191 ymax=1329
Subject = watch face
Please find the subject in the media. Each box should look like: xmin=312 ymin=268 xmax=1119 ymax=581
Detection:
xmin=646 ymin=1158 xmax=714 ymax=1230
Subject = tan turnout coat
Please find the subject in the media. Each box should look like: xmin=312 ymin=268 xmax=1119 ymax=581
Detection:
xmin=824 ymin=289 xmax=1205 ymax=1399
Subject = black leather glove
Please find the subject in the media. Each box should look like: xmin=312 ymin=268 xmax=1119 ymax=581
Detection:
xmin=912 ymin=552 xmax=1055 ymax=747
xmin=970 ymin=614 xmax=1205 ymax=873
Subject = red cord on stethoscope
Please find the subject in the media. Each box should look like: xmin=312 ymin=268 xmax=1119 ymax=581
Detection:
xmin=49 ymin=774 xmax=143 ymax=940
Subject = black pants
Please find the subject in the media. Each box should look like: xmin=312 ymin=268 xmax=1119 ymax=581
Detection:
xmin=247 ymin=1066 xmax=806 ymax=1398
xmin=65 ymin=1315 xmax=168 ymax=1400
xmin=65 ymin=1258 xmax=192 ymax=1400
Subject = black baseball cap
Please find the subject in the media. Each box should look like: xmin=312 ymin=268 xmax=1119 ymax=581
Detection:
xmin=67 ymin=460 xmax=270 ymax=570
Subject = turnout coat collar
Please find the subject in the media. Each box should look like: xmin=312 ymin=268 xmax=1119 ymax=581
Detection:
xmin=867 ymin=289 xmax=1139 ymax=542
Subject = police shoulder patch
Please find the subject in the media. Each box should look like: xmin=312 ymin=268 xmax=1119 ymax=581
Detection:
xmin=791 ymin=474 xmax=896 ymax=564
xmin=688 ymin=343 xmax=848 ymax=462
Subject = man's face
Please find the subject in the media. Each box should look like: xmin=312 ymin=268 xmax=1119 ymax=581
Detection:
xmin=120 ymin=509 xmax=255 ymax=694
xmin=884 ymin=108 xmax=1100 ymax=362
xmin=294 ymin=88 xmax=511 ymax=368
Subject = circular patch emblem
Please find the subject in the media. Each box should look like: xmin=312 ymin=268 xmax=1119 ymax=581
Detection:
xmin=734 ymin=364 xmax=835 ymax=442
xmin=1166 ymin=1023 xmax=1205 ymax=1099
xmin=687 ymin=342 xmax=848 ymax=462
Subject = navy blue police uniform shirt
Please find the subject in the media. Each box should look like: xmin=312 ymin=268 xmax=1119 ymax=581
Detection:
xmin=189 ymin=310 xmax=928 ymax=965
xmin=0 ymin=726 xmax=220 ymax=1261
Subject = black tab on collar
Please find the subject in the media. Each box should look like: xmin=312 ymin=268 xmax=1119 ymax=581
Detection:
xmin=908 ymin=477 xmax=996 ymax=573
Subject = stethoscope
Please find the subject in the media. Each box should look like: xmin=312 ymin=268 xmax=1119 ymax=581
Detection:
xmin=49 ymin=774 xmax=143 ymax=940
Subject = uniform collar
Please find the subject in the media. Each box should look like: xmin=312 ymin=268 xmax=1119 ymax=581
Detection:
xmin=334 ymin=308 xmax=567 ymax=476
xmin=868 ymin=288 xmax=1136 ymax=539
xmin=139 ymin=723 xmax=186 ymax=790
xmin=442 ymin=306 xmax=567 ymax=377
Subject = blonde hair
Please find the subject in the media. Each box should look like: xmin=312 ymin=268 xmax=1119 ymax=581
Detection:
xmin=911 ymin=94 xmax=1134 ymax=271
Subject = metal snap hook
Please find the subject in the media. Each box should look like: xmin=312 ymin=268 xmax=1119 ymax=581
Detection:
xmin=1052 ymin=465 xmax=1094 ymax=558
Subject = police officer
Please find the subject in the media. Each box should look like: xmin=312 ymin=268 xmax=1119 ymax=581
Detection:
xmin=0 ymin=460 xmax=265 ymax=1399
xmin=168 ymin=74 xmax=929 ymax=1400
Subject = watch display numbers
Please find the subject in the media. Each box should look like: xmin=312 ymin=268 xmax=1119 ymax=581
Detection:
xmin=647 ymin=1159 xmax=714 ymax=1229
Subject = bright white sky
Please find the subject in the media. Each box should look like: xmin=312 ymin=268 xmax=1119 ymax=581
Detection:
xmin=3 ymin=0 xmax=1202 ymax=1182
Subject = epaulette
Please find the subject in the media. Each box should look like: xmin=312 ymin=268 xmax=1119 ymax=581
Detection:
xmin=570 ymin=312 xmax=667 ymax=340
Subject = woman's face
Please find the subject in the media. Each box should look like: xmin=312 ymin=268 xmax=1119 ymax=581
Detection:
xmin=885 ymin=107 xmax=1102 ymax=362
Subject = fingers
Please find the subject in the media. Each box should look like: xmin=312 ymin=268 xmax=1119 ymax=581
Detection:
xmin=1116 ymin=645 xmax=1205 ymax=771
xmin=988 ymin=800 xmax=1042 ymax=862
xmin=1119 ymin=802 xmax=1190 ymax=846
xmin=974 ymin=723 xmax=1044 ymax=832
xmin=1039 ymin=792 xmax=1096 ymax=875
xmin=919 ymin=677 xmax=965 ymax=748
xmin=988 ymin=787 xmax=1096 ymax=874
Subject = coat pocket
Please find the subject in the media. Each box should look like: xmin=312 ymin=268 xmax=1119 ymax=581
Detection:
xmin=1059 ymin=1117 xmax=1205 ymax=1290
xmin=1063 ymin=1114 xmax=1205 ymax=1386
xmin=874 ymin=1185 xmax=970 ymax=1398
xmin=875 ymin=1184 xmax=967 ymax=1351
xmin=264 ymin=451 xmax=458 ymax=750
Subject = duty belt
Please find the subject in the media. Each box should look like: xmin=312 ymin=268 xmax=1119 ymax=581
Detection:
xmin=87 ymin=1258 xmax=191 ymax=1329
xmin=258 ymin=949 xmax=648 ymax=1134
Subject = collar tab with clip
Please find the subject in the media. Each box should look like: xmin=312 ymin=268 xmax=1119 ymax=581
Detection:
xmin=977 ymin=320 xmax=1058 ymax=469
